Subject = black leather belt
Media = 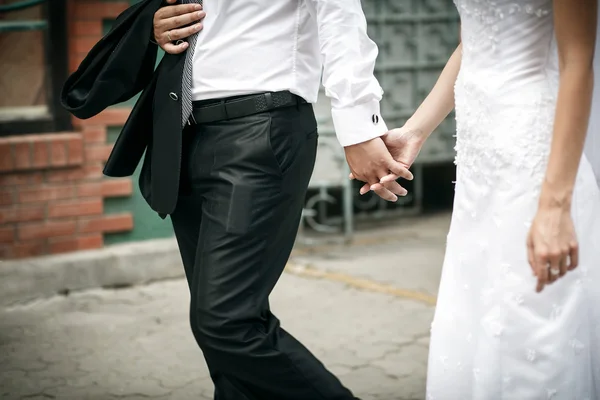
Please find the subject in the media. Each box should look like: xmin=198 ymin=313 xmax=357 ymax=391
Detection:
xmin=189 ymin=90 xmax=307 ymax=125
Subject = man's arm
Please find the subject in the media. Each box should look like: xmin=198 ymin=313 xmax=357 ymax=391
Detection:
xmin=305 ymin=0 xmax=412 ymax=192
xmin=305 ymin=0 xmax=387 ymax=147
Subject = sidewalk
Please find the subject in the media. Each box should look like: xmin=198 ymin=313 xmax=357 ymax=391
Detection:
xmin=0 ymin=213 xmax=450 ymax=400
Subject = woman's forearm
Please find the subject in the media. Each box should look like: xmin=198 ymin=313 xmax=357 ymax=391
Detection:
xmin=404 ymin=43 xmax=462 ymax=139
xmin=539 ymin=0 xmax=597 ymax=209
xmin=540 ymin=66 xmax=594 ymax=208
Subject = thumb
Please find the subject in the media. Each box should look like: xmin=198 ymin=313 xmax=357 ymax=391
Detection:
xmin=166 ymin=0 xmax=177 ymax=3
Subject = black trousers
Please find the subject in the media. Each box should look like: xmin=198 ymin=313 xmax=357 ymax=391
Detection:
xmin=170 ymin=103 xmax=357 ymax=400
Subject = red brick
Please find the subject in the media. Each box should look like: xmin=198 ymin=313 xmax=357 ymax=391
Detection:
xmin=84 ymin=145 xmax=113 ymax=163
xmin=69 ymin=56 xmax=86 ymax=73
xmin=48 ymin=199 xmax=103 ymax=218
xmin=31 ymin=140 xmax=49 ymax=168
xmin=0 ymin=205 xmax=45 ymax=224
xmin=67 ymin=136 xmax=84 ymax=164
xmin=13 ymin=142 xmax=31 ymax=170
xmin=0 ymin=190 xmax=13 ymax=207
xmin=77 ymin=182 xmax=103 ymax=197
xmin=0 ymin=172 xmax=43 ymax=186
xmin=49 ymin=234 xmax=103 ymax=254
xmin=18 ymin=186 xmax=75 ymax=203
xmin=0 ymin=226 xmax=15 ymax=243
xmin=72 ymin=20 xmax=102 ymax=36
xmin=45 ymin=165 xmax=102 ymax=183
xmin=49 ymin=140 xmax=68 ymax=167
xmin=102 ymin=179 xmax=132 ymax=198
xmin=79 ymin=214 xmax=133 ymax=234
xmin=70 ymin=36 xmax=102 ymax=55
xmin=73 ymin=2 xmax=129 ymax=19
xmin=82 ymin=127 xmax=107 ymax=144
xmin=5 ymin=241 xmax=47 ymax=259
xmin=0 ymin=142 xmax=12 ymax=172
xmin=0 ymin=245 xmax=8 ymax=259
xmin=18 ymin=220 xmax=77 ymax=241
xmin=73 ymin=108 xmax=131 ymax=128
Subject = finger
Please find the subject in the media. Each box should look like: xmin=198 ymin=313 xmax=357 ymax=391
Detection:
xmin=373 ymin=187 xmax=398 ymax=202
xmin=366 ymin=171 xmax=381 ymax=188
xmin=380 ymin=173 xmax=399 ymax=184
xmin=370 ymin=181 xmax=407 ymax=197
xmin=349 ymin=173 xmax=356 ymax=180
xmin=547 ymin=253 xmax=560 ymax=284
xmin=359 ymin=183 xmax=370 ymax=195
xmin=534 ymin=250 xmax=548 ymax=293
xmin=526 ymin=234 xmax=535 ymax=276
xmin=385 ymin=159 xmax=414 ymax=181
xmin=156 ymin=3 xmax=202 ymax=20
xmin=161 ymin=22 xmax=203 ymax=44
xmin=161 ymin=11 xmax=205 ymax=33
xmin=558 ymin=252 xmax=568 ymax=277
xmin=568 ymin=241 xmax=579 ymax=270
xmin=161 ymin=41 xmax=190 ymax=55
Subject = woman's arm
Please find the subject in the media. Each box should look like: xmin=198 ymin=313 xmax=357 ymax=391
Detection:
xmin=402 ymin=42 xmax=463 ymax=140
xmin=528 ymin=0 xmax=597 ymax=293
xmin=540 ymin=0 xmax=597 ymax=207
xmin=366 ymin=41 xmax=463 ymax=198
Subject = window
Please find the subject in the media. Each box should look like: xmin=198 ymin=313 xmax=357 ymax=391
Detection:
xmin=0 ymin=0 xmax=71 ymax=136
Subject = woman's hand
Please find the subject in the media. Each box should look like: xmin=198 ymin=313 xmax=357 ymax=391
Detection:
xmin=527 ymin=199 xmax=579 ymax=293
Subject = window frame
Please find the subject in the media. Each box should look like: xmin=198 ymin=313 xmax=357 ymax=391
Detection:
xmin=0 ymin=0 xmax=72 ymax=136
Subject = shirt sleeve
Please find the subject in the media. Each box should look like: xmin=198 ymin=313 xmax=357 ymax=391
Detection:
xmin=305 ymin=0 xmax=388 ymax=147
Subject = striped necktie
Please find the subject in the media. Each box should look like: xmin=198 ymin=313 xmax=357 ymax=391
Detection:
xmin=180 ymin=0 xmax=201 ymax=127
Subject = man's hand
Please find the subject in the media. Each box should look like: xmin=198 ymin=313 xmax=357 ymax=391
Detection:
xmin=153 ymin=0 xmax=205 ymax=54
xmin=344 ymin=137 xmax=414 ymax=202
xmin=350 ymin=127 xmax=426 ymax=201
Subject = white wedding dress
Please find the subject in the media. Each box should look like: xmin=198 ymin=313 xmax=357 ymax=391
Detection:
xmin=426 ymin=1 xmax=600 ymax=399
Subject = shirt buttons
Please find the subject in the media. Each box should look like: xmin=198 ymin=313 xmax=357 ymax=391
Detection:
xmin=169 ymin=92 xmax=179 ymax=101
xmin=371 ymin=114 xmax=380 ymax=124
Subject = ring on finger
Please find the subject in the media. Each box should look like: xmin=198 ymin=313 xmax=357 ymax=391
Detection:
xmin=548 ymin=263 xmax=560 ymax=277
xmin=167 ymin=31 xmax=173 ymax=42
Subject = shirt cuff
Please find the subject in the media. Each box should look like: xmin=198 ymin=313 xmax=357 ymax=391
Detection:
xmin=331 ymin=100 xmax=389 ymax=147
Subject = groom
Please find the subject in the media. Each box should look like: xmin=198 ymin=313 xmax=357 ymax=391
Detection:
xmin=153 ymin=1 xmax=411 ymax=399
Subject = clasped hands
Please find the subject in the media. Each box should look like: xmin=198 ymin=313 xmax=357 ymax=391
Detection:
xmin=345 ymin=127 xmax=426 ymax=202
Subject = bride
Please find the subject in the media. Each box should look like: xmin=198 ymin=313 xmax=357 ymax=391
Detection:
xmin=360 ymin=0 xmax=600 ymax=398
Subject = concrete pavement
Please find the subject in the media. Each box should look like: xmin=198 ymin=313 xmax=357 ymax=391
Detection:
xmin=0 ymin=213 xmax=450 ymax=400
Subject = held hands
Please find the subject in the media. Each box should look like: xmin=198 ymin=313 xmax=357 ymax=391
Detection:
xmin=527 ymin=196 xmax=579 ymax=293
xmin=153 ymin=0 xmax=206 ymax=54
xmin=344 ymin=137 xmax=414 ymax=202
xmin=348 ymin=126 xmax=427 ymax=201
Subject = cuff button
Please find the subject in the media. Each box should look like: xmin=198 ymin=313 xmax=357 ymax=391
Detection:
xmin=371 ymin=114 xmax=380 ymax=124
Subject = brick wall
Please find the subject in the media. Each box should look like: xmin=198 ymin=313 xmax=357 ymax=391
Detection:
xmin=0 ymin=1 xmax=136 ymax=259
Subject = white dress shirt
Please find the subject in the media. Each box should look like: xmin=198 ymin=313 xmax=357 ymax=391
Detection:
xmin=191 ymin=0 xmax=388 ymax=147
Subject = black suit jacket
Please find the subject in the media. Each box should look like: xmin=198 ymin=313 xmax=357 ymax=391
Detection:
xmin=61 ymin=0 xmax=188 ymax=218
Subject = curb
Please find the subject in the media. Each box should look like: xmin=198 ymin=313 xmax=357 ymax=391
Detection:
xmin=0 ymin=238 xmax=183 ymax=307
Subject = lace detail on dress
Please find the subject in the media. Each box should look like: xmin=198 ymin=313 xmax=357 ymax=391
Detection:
xmin=455 ymin=0 xmax=551 ymax=54
xmin=453 ymin=77 xmax=555 ymax=193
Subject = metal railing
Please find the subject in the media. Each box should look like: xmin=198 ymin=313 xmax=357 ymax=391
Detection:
xmin=0 ymin=0 xmax=47 ymax=33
